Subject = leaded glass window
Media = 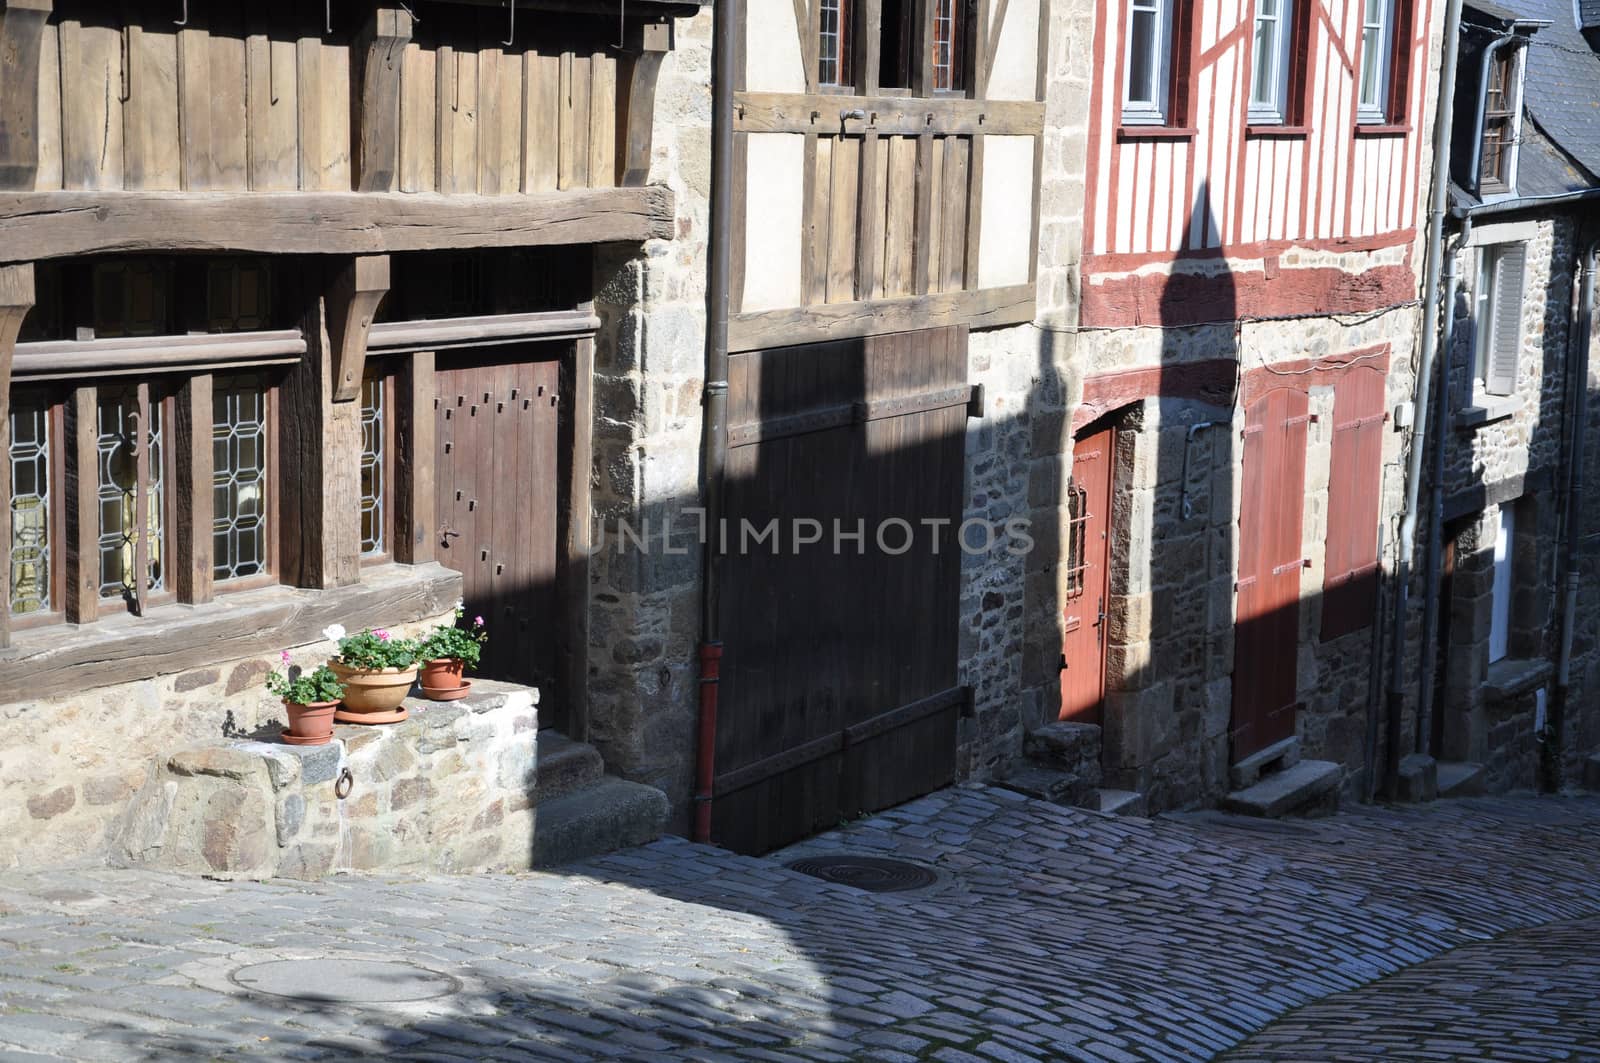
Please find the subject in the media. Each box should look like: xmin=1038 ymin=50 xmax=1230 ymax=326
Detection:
xmin=819 ymin=0 xmax=852 ymax=87
xmin=207 ymin=260 xmax=272 ymax=333
xmin=213 ymin=374 xmax=269 ymax=581
xmin=360 ymin=375 xmax=386 ymax=557
xmin=8 ymin=397 xmax=50 ymax=616
xmin=96 ymin=387 xmax=164 ymax=599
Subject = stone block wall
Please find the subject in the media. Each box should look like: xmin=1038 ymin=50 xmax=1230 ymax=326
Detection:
xmin=0 ymin=608 xmax=451 ymax=871
xmin=111 ymin=681 xmax=538 ymax=879
xmin=587 ymin=8 xmax=711 ymax=830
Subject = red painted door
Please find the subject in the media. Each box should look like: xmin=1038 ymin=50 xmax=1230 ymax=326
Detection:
xmin=1232 ymin=386 xmax=1309 ymax=760
xmin=1060 ymin=425 xmax=1114 ymax=723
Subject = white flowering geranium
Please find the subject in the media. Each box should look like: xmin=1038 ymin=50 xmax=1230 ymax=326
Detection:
xmin=322 ymin=623 xmax=347 ymax=644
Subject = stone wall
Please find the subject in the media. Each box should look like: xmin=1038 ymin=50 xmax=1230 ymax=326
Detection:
xmin=587 ymin=8 xmax=712 ymax=830
xmin=0 ymin=607 xmax=452 ymax=870
xmin=111 ymin=682 xmax=538 ymax=880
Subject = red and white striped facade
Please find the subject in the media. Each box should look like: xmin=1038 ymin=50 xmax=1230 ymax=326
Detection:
xmin=1079 ymin=0 xmax=1438 ymax=326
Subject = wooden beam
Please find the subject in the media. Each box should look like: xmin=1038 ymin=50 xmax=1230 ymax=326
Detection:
xmin=559 ymin=334 xmax=594 ymax=742
xmin=173 ymin=373 xmax=214 ymax=605
xmin=619 ymin=22 xmax=673 ymax=186
xmin=327 ymin=255 xmax=391 ymax=403
xmin=856 ymin=0 xmax=881 ymax=93
xmin=0 ymin=187 xmax=678 ymax=262
xmin=728 ymin=283 xmax=1035 ymax=350
xmin=0 ymin=0 xmax=52 ymax=191
xmin=855 ymin=131 xmax=882 ymax=299
xmin=353 ymin=6 xmax=415 ymax=193
xmin=394 ymin=350 xmax=437 ymax=566
xmin=913 ymin=134 xmax=936 ymax=295
xmin=733 ymin=93 xmax=1045 ymax=136
xmin=0 ymin=561 xmax=462 ymax=703
xmin=964 ymin=133 xmax=985 ymax=290
xmin=0 ymin=262 xmax=35 ymax=648
xmin=63 ymin=386 xmax=97 ymax=625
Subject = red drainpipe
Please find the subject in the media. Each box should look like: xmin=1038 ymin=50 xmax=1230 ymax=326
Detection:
xmin=693 ymin=641 xmax=723 ymax=843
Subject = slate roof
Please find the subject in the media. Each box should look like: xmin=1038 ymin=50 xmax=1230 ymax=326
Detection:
xmin=1482 ymin=0 xmax=1600 ymax=193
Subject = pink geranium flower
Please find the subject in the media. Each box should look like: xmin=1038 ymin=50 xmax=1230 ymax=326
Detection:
xmin=474 ymin=616 xmax=485 ymax=627
xmin=374 ymin=629 xmax=391 ymax=641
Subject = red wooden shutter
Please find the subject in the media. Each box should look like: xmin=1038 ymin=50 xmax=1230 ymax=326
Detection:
xmin=1322 ymin=366 xmax=1385 ymax=641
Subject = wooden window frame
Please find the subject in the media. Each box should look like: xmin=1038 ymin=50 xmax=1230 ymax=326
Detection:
xmin=93 ymin=383 xmax=179 ymax=616
xmin=359 ymin=368 xmax=398 ymax=567
xmin=7 ymin=390 xmax=65 ymax=632
xmin=824 ymin=0 xmax=977 ymax=98
xmin=1246 ymin=0 xmax=1313 ymax=129
xmin=1355 ymin=0 xmax=1394 ymax=124
xmin=1122 ymin=0 xmax=1173 ymax=125
xmin=1478 ymin=46 xmax=1521 ymax=195
xmin=211 ymin=372 xmax=282 ymax=595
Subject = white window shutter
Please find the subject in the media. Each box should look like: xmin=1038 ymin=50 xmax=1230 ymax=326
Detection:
xmin=1486 ymin=244 xmax=1526 ymax=397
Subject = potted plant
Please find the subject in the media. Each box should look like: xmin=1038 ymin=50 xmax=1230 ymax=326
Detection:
xmin=325 ymin=624 xmax=422 ymax=723
xmin=266 ymin=651 xmax=345 ymax=746
xmin=417 ymin=607 xmax=489 ymax=701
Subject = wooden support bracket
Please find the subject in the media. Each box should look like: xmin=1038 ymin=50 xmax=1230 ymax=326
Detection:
xmin=620 ymin=21 xmax=674 ymax=187
xmin=327 ymin=255 xmax=390 ymax=403
xmin=0 ymin=262 xmax=35 ymax=648
xmin=0 ymin=0 xmax=53 ymax=191
xmin=353 ymin=6 xmax=415 ymax=193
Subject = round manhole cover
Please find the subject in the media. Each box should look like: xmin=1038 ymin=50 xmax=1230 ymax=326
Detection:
xmin=785 ymin=855 xmax=938 ymax=893
xmin=229 ymin=959 xmax=461 ymax=1004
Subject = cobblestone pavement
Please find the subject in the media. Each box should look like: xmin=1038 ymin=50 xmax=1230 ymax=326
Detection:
xmin=0 ymin=786 xmax=1598 ymax=1062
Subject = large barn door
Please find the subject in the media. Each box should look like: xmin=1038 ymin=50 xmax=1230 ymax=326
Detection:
xmin=713 ymin=327 xmax=969 ymax=854
xmin=1231 ymin=385 xmax=1309 ymax=761
xmin=434 ymin=346 xmax=563 ymax=722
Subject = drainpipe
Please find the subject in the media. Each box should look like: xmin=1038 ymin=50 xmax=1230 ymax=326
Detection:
xmin=1387 ymin=0 xmax=1464 ymax=796
xmin=694 ymin=0 xmax=737 ymax=843
xmin=1553 ymin=238 xmax=1599 ymax=783
xmin=1415 ymin=216 xmax=1472 ymax=758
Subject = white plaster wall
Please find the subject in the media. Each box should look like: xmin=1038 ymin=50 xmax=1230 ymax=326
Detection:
xmin=743 ymin=0 xmax=807 ymax=93
xmin=741 ymin=132 xmax=806 ymax=311
xmin=987 ymin=0 xmax=1041 ymax=101
xmin=978 ymin=135 xmax=1037 ymax=289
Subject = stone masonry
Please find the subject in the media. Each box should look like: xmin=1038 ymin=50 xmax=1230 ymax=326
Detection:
xmin=110 ymin=681 xmax=538 ymax=880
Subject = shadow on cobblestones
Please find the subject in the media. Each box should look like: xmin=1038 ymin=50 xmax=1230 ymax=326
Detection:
xmin=3 ymin=786 xmax=1600 ymax=1061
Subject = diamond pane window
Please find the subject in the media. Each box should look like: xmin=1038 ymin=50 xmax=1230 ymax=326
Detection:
xmin=96 ymin=387 xmax=164 ymax=599
xmin=213 ymin=374 xmax=269 ymax=581
xmin=8 ymin=398 xmax=51 ymax=615
xmin=360 ymin=375 xmax=385 ymax=557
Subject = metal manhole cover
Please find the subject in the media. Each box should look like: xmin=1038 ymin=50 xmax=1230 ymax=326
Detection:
xmin=229 ymin=959 xmax=461 ymax=1004
xmin=785 ymin=855 xmax=938 ymax=892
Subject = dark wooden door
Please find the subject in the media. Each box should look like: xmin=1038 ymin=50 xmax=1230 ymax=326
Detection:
xmin=1060 ymin=424 xmax=1113 ymax=723
xmin=434 ymin=348 xmax=562 ymax=716
xmin=1231 ymin=385 xmax=1309 ymax=761
xmin=713 ymin=326 xmax=969 ymax=854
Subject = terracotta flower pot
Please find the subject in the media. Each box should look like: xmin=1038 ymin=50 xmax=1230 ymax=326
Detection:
xmin=419 ymin=658 xmax=465 ymax=692
xmin=328 ymin=660 xmax=419 ymax=716
xmin=283 ymin=699 xmax=338 ymax=745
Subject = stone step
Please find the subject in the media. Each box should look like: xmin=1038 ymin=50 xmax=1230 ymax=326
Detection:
xmin=1219 ymin=759 xmax=1342 ymax=819
xmin=532 ymin=776 xmax=669 ymax=868
xmin=1585 ymin=753 xmax=1600 ymax=792
xmin=535 ymin=731 xmax=606 ymax=803
xmin=1437 ymin=761 xmax=1488 ymax=799
xmin=1229 ymin=735 xmax=1300 ymax=791
xmin=1023 ymin=721 xmax=1103 ymax=789
xmin=993 ymin=765 xmax=1091 ymax=807
xmin=1089 ymin=789 xmax=1148 ymax=817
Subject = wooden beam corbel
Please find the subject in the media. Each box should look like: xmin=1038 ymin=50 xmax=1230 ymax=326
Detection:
xmin=0 ymin=263 xmax=35 ymax=647
xmin=619 ymin=20 xmax=674 ymax=187
xmin=327 ymin=254 xmax=390 ymax=403
xmin=353 ymin=7 xmax=415 ymax=193
xmin=0 ymin=0 xmax=54 ymax=191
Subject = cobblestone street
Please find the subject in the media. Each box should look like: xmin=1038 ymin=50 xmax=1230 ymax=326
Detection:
xmin=2 ymin=786 xmax=1599 ymax=1062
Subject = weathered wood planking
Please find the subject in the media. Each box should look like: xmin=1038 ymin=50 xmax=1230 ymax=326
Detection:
xmin=523 ymin=52 xmax=561 ymax=192
xmin=729 ymin=283 xmax=1034 ymax=350
xmin=62 ymin=386 xmax=97 ymax=624
xmin=399 ymin=41 xmax=438 ymax=192
xmin=558 ymin=53 xmax=592 ymax=190
xmin=122 ymin=24 xmax=181 ymax=191
xmin=939 ymin=136 xmax=970 ymax=292
xmin=825 ymin=137 xmax=859 ymax=303
xmin=58 ymin=17 xmax=124 ymax=190
xmin=33 ymin=18 xmax=62 ymax=191
xmin=0 ymin=0 xmax=54 ymax=192
xmin=882 ymin=136 xmax=916 ymax=297
xmin=588 ymin=54 xmax=617 ymax=189
xmin=0 ymin=263 xmax=36 ymax=649
xmin=173 ymin=374 xmax=213 ymax=605
xmin=354 ymin=7 xmax=412 ymax=193
xmin=207 ymin=7 xmax=249 ymax=190
xmin=0 ymin=187 xmax=677 ymax=261
xmin=394 ymin=351 xmax=436 ymax=566
xmin=245 ymin=20 xmax=300 ymax=191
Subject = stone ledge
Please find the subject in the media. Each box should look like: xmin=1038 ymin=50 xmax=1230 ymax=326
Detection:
xmin=1483 ymin=657 xmax=1553 ymax=702
xmin=110 ymin=680 xmax=539 ymax=879
xmin=0 ymin=562 xmax=462 ymax=705
xmin=1453 ymin=395 xmax=1521 ymax=430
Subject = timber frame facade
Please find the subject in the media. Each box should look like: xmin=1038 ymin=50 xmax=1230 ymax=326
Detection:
xmin=0 ymin=0 xmax=688 ymax=735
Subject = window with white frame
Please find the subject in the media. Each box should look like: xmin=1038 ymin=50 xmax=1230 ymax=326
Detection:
xmin=1472 ymin=242 xmax=1527 ymax=399
xmin=1123 ymin=0 xmax=1173 ymax=124
xmin=1249 ymin=0 xmax=1295 ymax=123
xmin=1357 ymin=0 xmax=1394 ymax=122
xmin=1479 ymin=46 xmax=1523 ymax=194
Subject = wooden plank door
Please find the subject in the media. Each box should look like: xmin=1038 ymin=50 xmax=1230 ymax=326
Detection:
xmin=1060 ymin=424 xmax=1114 ymax=723
xmin=434 ymin=347 xmax=563 ymax=722
xmin=1231 ymin=386 xmax=1309 ymax=761
xmin=713 ymin=326 xmax=968 ymax=854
